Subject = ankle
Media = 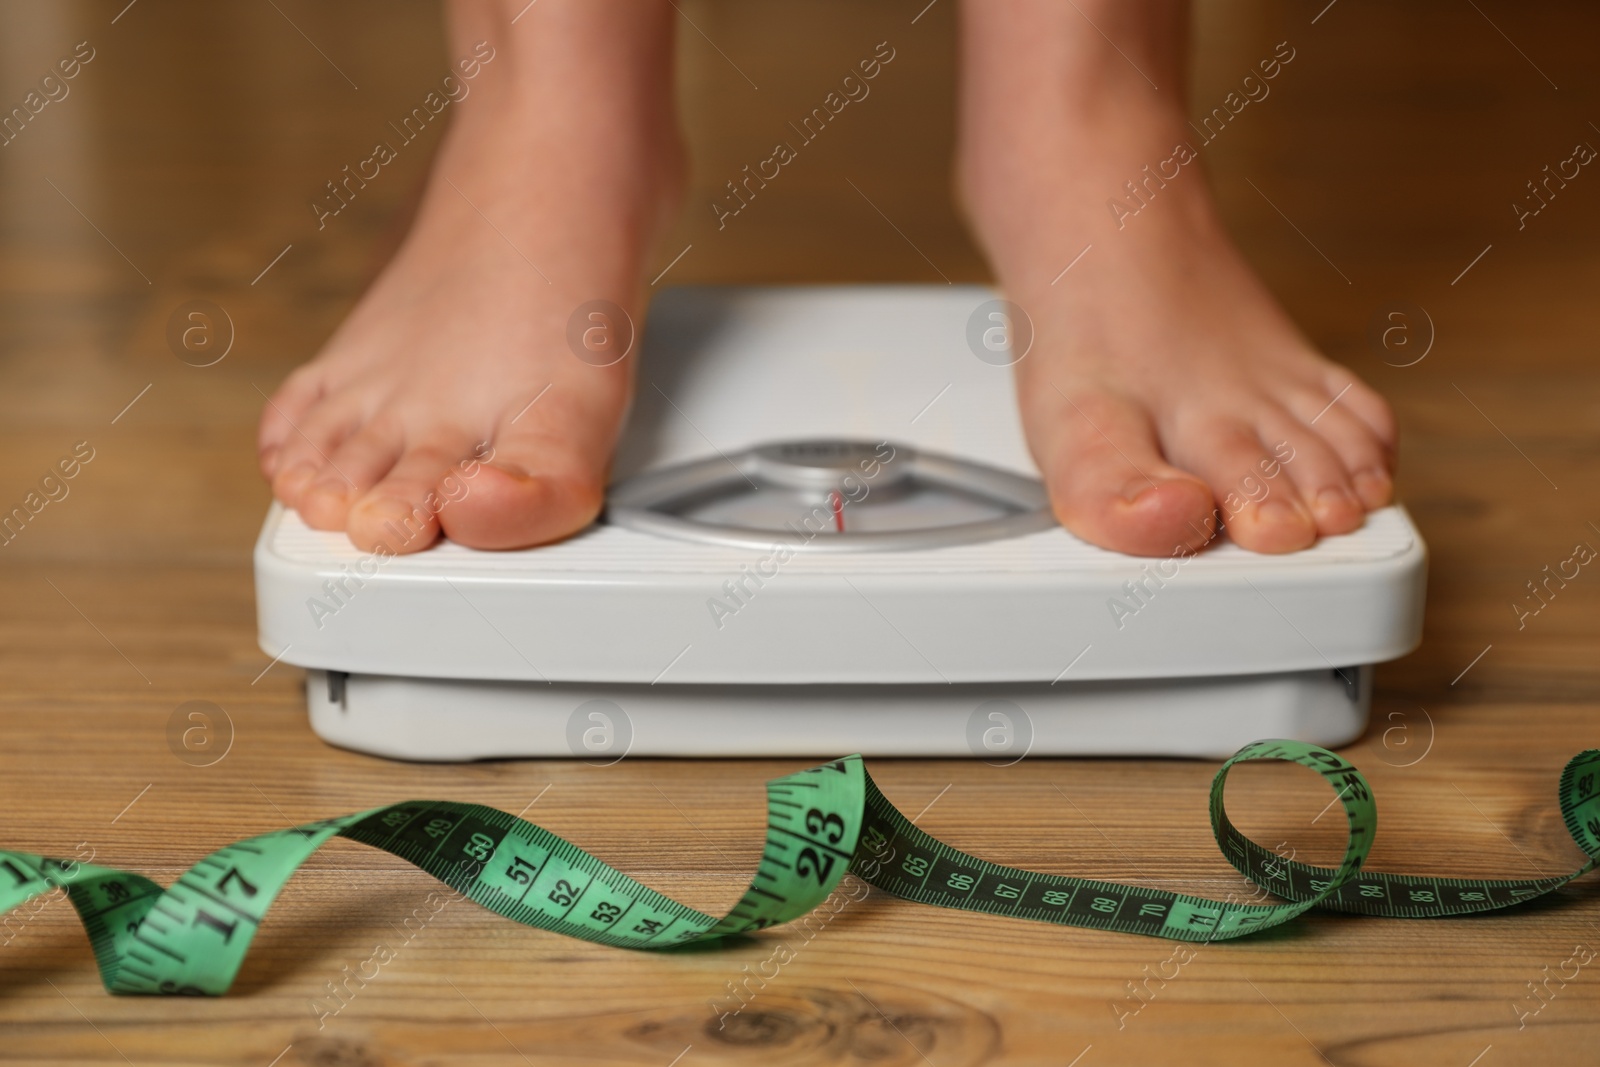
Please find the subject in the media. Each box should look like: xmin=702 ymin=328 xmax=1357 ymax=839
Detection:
xmin=955 ymin=0 xmax=1203 ymax=291
xmin=437 ymin=0 xmax=686 ymax=251
xmin=961 ymin=98 xmax=1224 ymax=301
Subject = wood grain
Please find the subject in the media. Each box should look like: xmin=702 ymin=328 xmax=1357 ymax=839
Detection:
xmin=2 ymin=0 xmax=1599 ymax=1063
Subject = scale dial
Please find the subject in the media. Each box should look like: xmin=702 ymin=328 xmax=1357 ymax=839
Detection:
xmin=606 ymin=439 xmax=1055 ymax=552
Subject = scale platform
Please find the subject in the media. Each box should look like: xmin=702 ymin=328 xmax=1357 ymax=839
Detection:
xmin=255 ymin=286 xmax=1426 ymax=761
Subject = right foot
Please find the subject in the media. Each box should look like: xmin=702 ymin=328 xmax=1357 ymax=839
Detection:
xmin=956 ymin=0 xmax=1397 ymax=557
xmin=257 ymin=0 xmax=683 ymax=554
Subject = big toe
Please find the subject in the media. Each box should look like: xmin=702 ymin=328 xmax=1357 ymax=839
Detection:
xmin=439 ymin=434 xmax=604 ymax=550
xmin=1028 ymin=384 xmax=1217 ymax=557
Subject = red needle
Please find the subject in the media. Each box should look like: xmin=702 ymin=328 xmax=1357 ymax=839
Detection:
xmin=830 ymin=489 xmax=845 ymax=532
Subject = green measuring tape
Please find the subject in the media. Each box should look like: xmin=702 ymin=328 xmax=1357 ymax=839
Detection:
xmin=6 ymin=739 xmax=1599 ymax=995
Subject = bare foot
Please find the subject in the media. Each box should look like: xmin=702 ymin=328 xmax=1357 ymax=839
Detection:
xmin=257 ymin=0 xmax=682 ymax=554
xmin=958 ymin=0 xmax=1395 ymax=556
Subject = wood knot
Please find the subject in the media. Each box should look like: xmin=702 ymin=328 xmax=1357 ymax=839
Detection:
xmin=639 ymin=981 xmax=1001 ymax=1065
xmin=290 ymin=1035 xmax=385 ymax=1067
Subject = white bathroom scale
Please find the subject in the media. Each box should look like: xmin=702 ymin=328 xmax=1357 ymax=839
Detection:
xmin=254 ymin=286 xmax=1426 ymax=761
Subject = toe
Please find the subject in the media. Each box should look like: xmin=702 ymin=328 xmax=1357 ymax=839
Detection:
xmin=1350 ymin=465 xmax=1394 ymax=510
xmin=258 ymin=366 xmax=326 ymax=480
xmin=1258 ymin=410 xmax=1366 ymax=537
xmin=297 ymin=418 xmax=405 ymax=531
xmin=439 ymin=428 xmax=605 ymax=550
xmin=268 ymin=401 xmax=363 ymax=512
xmin=1171 ymin=416 xmax=1317 ymax=553
xmin=1320 ymin=369 xmax=1398 ymax=451
xmin=1026 ymin=385 xmax=1217 ymax=557
xmin=346 ymin=433 xmax=477 ymax=554
xmin=1295 ymin=401 xmax=1394 ymax=511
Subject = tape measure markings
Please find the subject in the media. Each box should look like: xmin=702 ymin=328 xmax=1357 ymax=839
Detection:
xmin=4 ymin=740 xmax=1598 ymax=995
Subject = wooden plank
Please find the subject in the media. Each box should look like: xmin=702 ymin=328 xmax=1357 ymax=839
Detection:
xmin=1 ymin=0 xmax=1598 ymax=1063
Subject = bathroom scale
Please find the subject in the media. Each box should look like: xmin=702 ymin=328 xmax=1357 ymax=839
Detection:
xmin=254 ymin=285 xmax=1426 ymax=761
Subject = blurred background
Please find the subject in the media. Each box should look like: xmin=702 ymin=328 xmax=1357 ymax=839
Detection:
xmin=0 ymin=0 xmax=1597 ymax=709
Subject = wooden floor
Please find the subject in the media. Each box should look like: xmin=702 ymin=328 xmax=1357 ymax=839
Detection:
xmin=3 ymin=0 xmax=1599 ymax=1063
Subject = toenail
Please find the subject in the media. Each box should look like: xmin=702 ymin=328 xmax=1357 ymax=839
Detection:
xmin=306 ymin=479 xmax=348 ymax=503
xmin=278 ymin=461 xmax=318 ymax=489
xmin=1256 ymin=497 xmax=1309 ymax=528
xmin=1314 ymin=485 xmax=1356 ymax=519
xmin=1122 ymin=477 xmax=1184 ymax=505
xmin=357 ymin=496 xmax=428 ymax=531
xmin=1122 ymin=479 xmax=1158 ymax=504
xmin=1353 ymin=468 xmax=1392 ymax=506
